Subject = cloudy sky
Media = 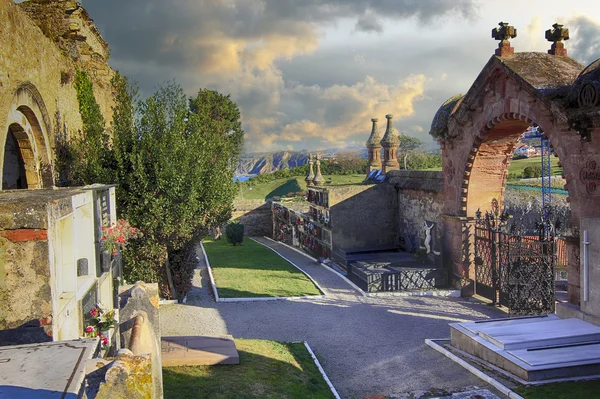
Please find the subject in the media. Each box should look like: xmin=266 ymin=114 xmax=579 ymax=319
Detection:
xmin=80 ymin=0 xmax=600 ymax=153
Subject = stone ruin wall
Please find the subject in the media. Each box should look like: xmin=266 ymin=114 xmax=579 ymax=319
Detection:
xmin=0 ymin=0 xmax=115 ymax=176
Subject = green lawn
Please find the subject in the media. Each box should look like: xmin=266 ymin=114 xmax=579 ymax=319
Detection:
xmin=516 ymin=379 xmax=600 ymax=399
xmin=424 ymin=157 xmax=562 ymax=179
xmin=163 ymin=339 xmax=335 ymax=399
xmin=203 ymin=239 xmax=321 ymax=298
xmin=239 ymin=174 xmax=366 ymax=200
xmin=507 ymin=156 xmax=562 ymax=177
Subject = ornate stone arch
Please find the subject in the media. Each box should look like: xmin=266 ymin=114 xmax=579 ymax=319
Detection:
xmin=430 ymin=53 xmax=600 ymax=298
xmin=1 ymin=83 xmax=54 ymax=189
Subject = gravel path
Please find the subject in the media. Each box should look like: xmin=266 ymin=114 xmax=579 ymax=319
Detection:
xmin=160 ymin=237 xmax=507 ymax=399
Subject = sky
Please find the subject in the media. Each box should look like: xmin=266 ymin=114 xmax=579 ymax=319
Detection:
xmin=76 ymin=0 xmax=600 ymax=153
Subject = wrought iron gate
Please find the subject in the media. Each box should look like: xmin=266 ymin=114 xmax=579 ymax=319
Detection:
xmin=474 ymin=199 xmax=555 ymax=316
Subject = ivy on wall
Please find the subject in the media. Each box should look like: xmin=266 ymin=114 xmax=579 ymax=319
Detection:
xmin=56 ymin=69 xmax=113 ymax=185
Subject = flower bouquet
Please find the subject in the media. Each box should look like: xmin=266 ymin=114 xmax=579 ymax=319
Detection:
xmin=84 ymin=303 xmax=118 ymax=352
xmin=101 ymin=219 xmax=142 ymax=255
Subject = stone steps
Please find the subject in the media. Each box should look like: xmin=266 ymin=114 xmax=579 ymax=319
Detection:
xmin=161 ymin=335 xmax=240 ymax=367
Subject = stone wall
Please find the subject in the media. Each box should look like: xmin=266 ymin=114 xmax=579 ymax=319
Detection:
xmin=0 ymin=0 xmax=114 ymax=187
xmin=231 ymin=199 xmax=273 ymax=237
xmin=329 ymin=184 xmax=398 ymax=250
xmin=387 ymin=170 xmax=445 ymax=255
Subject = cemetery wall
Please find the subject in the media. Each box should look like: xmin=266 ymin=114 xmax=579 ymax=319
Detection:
xmin=231 ymin=199 xmax=309 ymax=237
xmin=387 ymin=170 xmax=445 ymax=253
xmin=330 ymin=184 xmax=398 ymax=249
xmin=231 ymin=199 xmax=273 ymax=237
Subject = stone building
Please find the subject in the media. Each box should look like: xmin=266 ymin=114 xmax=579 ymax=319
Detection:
xmin=0 ymin=0 xmax=117 ymax=344
xmin=0 ymin=0 xmax=114 ymax=190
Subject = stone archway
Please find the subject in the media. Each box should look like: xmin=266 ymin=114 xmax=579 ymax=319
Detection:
xmin=1 ymin=84 xmax=54 ymax=189
xmin=431 ymin=52 xmax=600 ymax=306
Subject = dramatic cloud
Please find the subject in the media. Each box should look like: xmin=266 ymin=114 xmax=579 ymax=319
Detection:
xmin=78 ymin=0 xmax=597 ymax=152
xmin=567 ymin=16 xmax=600 ymax=65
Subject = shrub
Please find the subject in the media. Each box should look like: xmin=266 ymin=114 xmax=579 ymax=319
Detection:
xmin=225 ymin=223 xmax=245 ymax=245
xmin=523 ymin=166 xmax=542 ymax=178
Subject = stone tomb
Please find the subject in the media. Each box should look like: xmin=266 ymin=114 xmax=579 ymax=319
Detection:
xmin=450 ymin=314 xmax=600 ymax=381
xmin=0 ymin=339 xmax=98 ymax=398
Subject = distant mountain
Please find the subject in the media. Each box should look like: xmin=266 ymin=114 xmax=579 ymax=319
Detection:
xmin=235 ymin=147 xmax=367 ymax=175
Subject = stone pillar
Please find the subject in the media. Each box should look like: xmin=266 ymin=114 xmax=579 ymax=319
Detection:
xmin=380 ymin=114 xmax=400 ymax=174
xmin=365 ymin=118 xmax=382 ymax=173
xmin=442 ymin=215 xmax=475 ymax=296
xmin=305 ymin=154 xmax=315 ymax=187
xmin=312 ymin=155 xmax=325 ymax=186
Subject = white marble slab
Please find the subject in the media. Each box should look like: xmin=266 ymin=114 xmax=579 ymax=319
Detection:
xmin=509 ymin=343 xmax=600 ymax=367
xmin=479 ymin=318 xmax=600 ymax=350
xmin=460 ymin=314 xmax=559 ymax=336
xmin=0 ymin=339 xmax=97 ymax=398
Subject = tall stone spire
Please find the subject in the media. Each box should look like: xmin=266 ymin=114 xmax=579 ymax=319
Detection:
xmin=365 ymin=118 xmax=382 ymax=173
xmin=312 ymin=154 xmax=325 ymax=186
xmin=380 ymin=114 xmax=400 ymax=173
xmin=305 ymin=154 xmax=315 ymax=186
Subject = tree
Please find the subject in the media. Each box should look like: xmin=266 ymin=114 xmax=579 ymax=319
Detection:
xmin=111 ymin=82 xmax=244 ymax=298
xmin=399 ymin=135 xmax=423 ymax=170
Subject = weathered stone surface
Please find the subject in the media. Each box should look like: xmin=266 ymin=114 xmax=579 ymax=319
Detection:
xmin=0 ymin=339 xmax=97 ymax=398
xmin=119 ymin=282 xmax=162 ymax=399
xmin=231 ymin=199 xmax=273 ymax=237
xmin=330 ymin=184 xmax=397 ymax=249
xmin=161 ymin=335 xmax=240 ymax=366
xmin=94 ymin=352 xmax=154 ymax=399
xmin=0 ymin=0 xmax=115 ymax=189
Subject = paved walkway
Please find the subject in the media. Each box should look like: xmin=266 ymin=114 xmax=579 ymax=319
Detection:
xmin=160 ymin=237 xmax=507 ymax=399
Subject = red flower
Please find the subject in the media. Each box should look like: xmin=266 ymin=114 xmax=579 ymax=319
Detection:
xmin=101 ymin=336 xmax=109 ymax=347
xmin=90 ymin=308 xmax=99 ymax=317
xmin=85 ymin=326 xmax=94 ymax=333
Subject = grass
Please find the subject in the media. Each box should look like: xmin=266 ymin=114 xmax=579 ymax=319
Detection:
xmin=424 ymin=157 xmax=562 ymax=180
xmin=239 ymin=174 xmax=366 ymax=200
xmin=203 ymin=239 xmax=322 ymax=298
xmin=163 ymin=339 xmax=336 ymax=399
xmin=507 ymin=156 xmax=562 ymax=178
xmin=516 ymin=379 xmax=600 ymax=399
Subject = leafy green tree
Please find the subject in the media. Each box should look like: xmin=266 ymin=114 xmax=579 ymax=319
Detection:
xmin=399 ymin=135 xmax=423 ymax=170
xmin=111 ymin=82 xmax=244 ymax=298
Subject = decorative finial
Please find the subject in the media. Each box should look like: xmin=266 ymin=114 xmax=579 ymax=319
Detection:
xmin=380 ymin=115 xmax=400 ymax=173
xmin=366 ymin=118 xmax=382 ymax=148
xmin=305 ymin=154 xmax=315 ymax=186
xmin=492 ymin=22 xmax=517 ymax=57
xmin=380 ymin=114 xmax=399 ymax=147
xmin=546 ymin=23 xmax=569 ymax=56
xmin=366 ymin=118 xmax=382 ymax=173
xmin=312 ymin=154 xmax=325 ymax=186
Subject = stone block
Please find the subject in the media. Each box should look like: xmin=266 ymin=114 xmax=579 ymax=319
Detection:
xmin=161 ymin=335 xmax=240 ymax=366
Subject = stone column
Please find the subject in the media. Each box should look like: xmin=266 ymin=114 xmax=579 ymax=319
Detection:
xmin=305 ymin=154 xmax=315 ymax=187
xmin=312 ymin=155 xmax=325 ymax=186
xmin=380 ymin=114 xmax=400 ymax=174
xmin=365 ymin=118 xmax=382 ymax=173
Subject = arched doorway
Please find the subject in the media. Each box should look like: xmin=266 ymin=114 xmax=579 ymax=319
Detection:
xmin=1 ymin=84 xmax=54 ymax=189
xmin=431 ymin=52 xmax=600 ymax=313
